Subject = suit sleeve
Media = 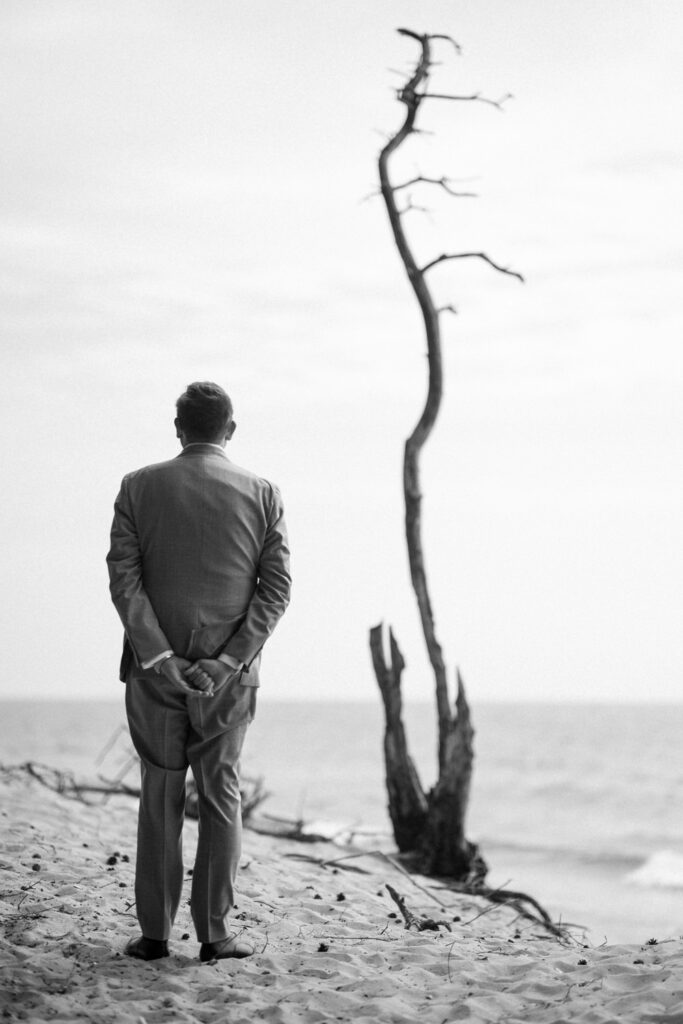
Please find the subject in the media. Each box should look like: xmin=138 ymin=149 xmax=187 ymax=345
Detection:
xmin=221 ymin=483 xmax=291 ymax=669
xmin=106 ymin=475 xmax=172 ymax=667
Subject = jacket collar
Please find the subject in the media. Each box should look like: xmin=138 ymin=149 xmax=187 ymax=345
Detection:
xmin=178 ymin=443 xmax=229 ymax=459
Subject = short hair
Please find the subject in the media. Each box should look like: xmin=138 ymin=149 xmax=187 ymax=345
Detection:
xmin=176 ymin=381 xmax=233 ymax=440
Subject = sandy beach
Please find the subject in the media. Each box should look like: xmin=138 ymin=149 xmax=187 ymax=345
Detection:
xmin=1 ymin=773 xmax=682 ymax=1024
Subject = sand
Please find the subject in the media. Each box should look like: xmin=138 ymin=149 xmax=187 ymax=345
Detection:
xmin=1 ymin=774 xmax=682 ymax=1024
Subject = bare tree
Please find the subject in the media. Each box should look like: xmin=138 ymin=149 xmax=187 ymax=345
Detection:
xmin=370 ymin=29 xmax=523 ymax=880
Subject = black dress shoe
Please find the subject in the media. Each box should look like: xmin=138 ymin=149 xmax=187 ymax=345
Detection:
xmin=125 ymin=936 xmax=169 ymax=961
xmin=199 ymin=933 xmax=254 ymax=962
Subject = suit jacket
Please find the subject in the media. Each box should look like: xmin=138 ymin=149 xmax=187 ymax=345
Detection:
xmin=107 ymin=444 xmax=291 ymax=683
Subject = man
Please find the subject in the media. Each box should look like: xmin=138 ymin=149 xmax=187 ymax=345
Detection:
xmin=107 ymin=381 xmax=291 ymax=963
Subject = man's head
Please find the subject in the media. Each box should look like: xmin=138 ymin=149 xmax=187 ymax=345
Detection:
xmin=175 ymin=381 xmax=235 ymax=446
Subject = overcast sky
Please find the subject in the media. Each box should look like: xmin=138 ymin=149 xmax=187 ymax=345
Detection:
xmin=1 ymin=0 xmax=682 ymax=703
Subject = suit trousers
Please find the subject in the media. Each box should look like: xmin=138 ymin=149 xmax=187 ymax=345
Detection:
xmin=125 ymin=671 xmax=255 ymax=943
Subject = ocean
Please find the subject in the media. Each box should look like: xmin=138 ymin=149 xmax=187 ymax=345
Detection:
xmin=2 ymin=698 xmax=682 ymax=947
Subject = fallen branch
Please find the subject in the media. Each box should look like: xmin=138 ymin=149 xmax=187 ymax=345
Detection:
xmin=1 ymin=762 xmax=140 ymax=803
xmin=247 ymin=813 xmax=352 ymax=844
xmin=283 ymin=844 xmax=570 ymax=940
xmin=386 ymin=883 xmax=452 ymax=932
xmin=447 ymin=879 xmax=568 ymax=939
xmin=283 ymin=853 xmax=371 ymax=875
xmin=0 ymin=761 xmax=268 ymax=823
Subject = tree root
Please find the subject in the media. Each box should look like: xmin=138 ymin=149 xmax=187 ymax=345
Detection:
xmin=276 ymin=847 xmax=571 ymax=942
xmin=447 ymin=879 xmax=570 ymax=940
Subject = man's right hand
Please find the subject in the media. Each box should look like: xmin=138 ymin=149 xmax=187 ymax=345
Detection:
xmin=158 ymin=656 xmax=213 ymax=697
xmin=184 ymin=658 xmax=238 ymax=697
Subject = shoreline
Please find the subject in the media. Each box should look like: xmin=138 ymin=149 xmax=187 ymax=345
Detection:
xmin=2 ymin=776 xmax=683 ymax=1023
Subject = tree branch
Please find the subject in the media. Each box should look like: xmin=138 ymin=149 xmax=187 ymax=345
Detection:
xmin=398 ymin=28 xmax=461 ymax=55
xmin=397 ymin=196 xmax=432 ymax=218
xmin=417 ymin=91 xmax=513 ymax=110
xmin=427 ymin=33 xmax=461 ymax=54
xmin=421 ymin=252 xmax=525 ymax=282
xmin=392 ymin=175 xmax=478 ymax=198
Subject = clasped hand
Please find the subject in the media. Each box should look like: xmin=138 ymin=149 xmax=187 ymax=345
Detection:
xmin=185 ymin=658 xmax=236 ymax=697
xmin=158 ymin=656 xmax=237 ymax=698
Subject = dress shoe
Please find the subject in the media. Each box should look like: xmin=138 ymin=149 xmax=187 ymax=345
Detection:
xmin=125 ymin=936 xmax=170 ymax=961
xmin=199 ymin=933 xmax=254 ymax=962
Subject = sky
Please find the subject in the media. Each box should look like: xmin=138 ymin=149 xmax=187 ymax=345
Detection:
xmin=1 ymin=0 xmax=682 ymax=704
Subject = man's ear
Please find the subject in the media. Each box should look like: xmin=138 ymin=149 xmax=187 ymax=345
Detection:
xmin=174 ymin=417 xmax=182 ymax=438
xmin=226 ymin=419 xmax=236 ymax=441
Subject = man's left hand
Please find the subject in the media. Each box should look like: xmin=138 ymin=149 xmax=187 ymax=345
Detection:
xmin=184 ymin=659 xmax=239 ymax=696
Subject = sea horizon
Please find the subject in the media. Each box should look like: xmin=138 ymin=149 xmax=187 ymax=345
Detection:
xmin=3 ymin=695 xmax=683 ymax=706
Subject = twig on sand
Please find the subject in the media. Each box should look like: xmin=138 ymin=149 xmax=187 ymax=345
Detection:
xmin=283 ymin=853 xmax=372 ymax=875
xmin=282 ymin=848 xmax=452 ymax=908
xmin=448 ymin=880 xmax=568 ymax=940
xmin=386 ymin=883 xmax=452 ymax=932
xmin=460 ymin=879 xmax=513 ymax=924
xmin=374 ymin=852 xmax=450 ymax=908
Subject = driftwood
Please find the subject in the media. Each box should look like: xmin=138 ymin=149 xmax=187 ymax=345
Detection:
xmin=0 ymin=761 xmax=268 ymax=823
xmin=386 ymin=883 xmax=452 ymax=932
xmin=247 ymin=814 xmax=341 ymax=844
xmin=1 ymin=761 xmax=570 ymax=940
xmin=449 ymin=880 xmax=568 ymax=940
xmin=370 ymin=626 xmax=427 ymax=851
xmin=274 ymin=848 xmax=571 ymax=940
xmin=369 ymin=28 xmax=522 ymax=879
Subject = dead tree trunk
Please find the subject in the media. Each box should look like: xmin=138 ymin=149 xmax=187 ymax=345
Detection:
xmin=419 ymin=671 xmax=484 ymax=879
xmin=370 ymin=29 xmax=522 ymax=879
xmin=369 ymin=625 xmax=427 ymax=851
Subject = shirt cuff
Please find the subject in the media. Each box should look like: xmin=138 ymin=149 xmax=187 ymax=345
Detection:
xmin=218 ymin=653 xmax=243 ymax=671
xmin=141 ymin=649 xmax=174 ymax=670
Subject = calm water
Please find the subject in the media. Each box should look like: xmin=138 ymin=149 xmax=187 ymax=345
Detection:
xmin=2 ymin=698 xmax=683 ymax=945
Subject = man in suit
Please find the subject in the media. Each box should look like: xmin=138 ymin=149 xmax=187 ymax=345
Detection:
xmin=107 ymin=381 xmax=291 ymax=962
